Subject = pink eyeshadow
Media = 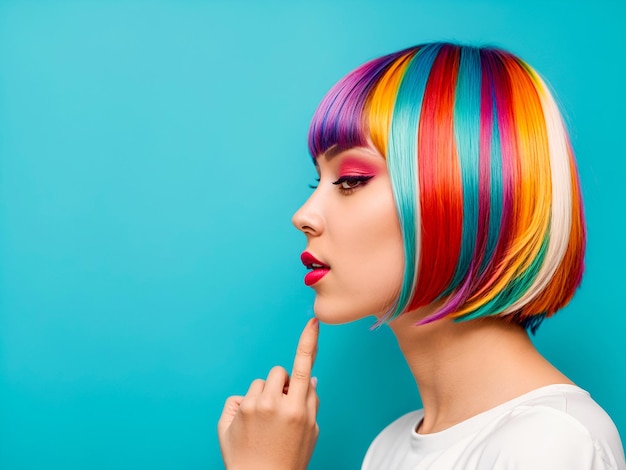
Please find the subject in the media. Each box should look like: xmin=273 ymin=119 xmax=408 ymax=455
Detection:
xmin=338 ymin=157 xmax=379 ymax=176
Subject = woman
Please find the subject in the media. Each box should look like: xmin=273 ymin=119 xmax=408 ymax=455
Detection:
xmin=218 ymin=42 xmax=626 ymax=469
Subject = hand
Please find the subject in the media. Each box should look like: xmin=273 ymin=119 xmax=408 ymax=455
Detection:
xmin=218 ymin=318 xmax=320 ymax=470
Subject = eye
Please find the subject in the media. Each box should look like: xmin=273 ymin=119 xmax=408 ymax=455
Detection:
xmin=308 ymin=177 xmax=320 ymax=189
xmin=332 ymin=175 xmax=374 ymax=194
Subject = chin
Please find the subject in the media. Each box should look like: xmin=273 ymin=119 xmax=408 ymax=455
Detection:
xmin=312 ymin=296 xmax=381 ymax=325
xmin=313 ymin=311 xmax=355 ymax=325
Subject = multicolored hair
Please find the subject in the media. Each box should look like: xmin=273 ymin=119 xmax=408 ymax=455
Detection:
xmin=308 ymin=42 xmax=586 ymax=332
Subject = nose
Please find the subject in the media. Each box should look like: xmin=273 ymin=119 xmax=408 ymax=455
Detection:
xmin=292 ymin=193 xmax=324 ymax=236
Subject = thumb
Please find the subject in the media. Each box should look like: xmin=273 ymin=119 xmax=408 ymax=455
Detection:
xmin=217 ymin=395 xmax=244 ymax=438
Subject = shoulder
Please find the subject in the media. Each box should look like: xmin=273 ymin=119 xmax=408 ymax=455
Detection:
xmin=362 ymin=410 xmax=422 ymax=468
xmin=475 ymin=397 xmax=625 ymax=469
xmin=366 ymin=409 xmax=423 ymax=448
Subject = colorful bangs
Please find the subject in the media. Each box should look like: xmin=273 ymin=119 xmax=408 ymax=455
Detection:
xmin=308 ymin=42 xmax=586 ymax=331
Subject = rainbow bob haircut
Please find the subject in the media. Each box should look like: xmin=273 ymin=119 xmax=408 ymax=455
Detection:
xmin=308 ymin=42 xmax=586 ymax=332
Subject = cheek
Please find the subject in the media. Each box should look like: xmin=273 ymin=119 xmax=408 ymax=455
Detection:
xmin=356 ymin=196 xmax=404 ymax=302
xmin=328 ymin=185 xmax=405 ymax=318
xmin=350 ymin=182 xmax=404 ymax=261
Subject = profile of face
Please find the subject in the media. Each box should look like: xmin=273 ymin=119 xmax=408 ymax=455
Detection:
xmin=293 ymin=42 xmax=586 ymax=331
xmin=292 ymin=147 xmax=404 ymax=325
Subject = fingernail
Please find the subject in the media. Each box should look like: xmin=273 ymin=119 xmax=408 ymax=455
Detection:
xmin=310 ymin=376 xmax=318 ymax=389
xmin=311 ymin=317 xmax=319 ymax=329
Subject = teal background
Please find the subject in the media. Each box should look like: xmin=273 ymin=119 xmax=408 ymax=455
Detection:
xmin=1 ymin=0 xmax=624 ymax=468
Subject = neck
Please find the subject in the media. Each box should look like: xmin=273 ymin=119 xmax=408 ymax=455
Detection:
xmin=387 ymin=307 xmax=572 ymax=434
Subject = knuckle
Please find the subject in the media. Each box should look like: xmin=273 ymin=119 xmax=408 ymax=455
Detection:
xmin=239 ymin=400 xmax=254 ymax=417
xmin=269 ymin=365 xmax=288 ymax=376
xmin=224 ymin=396 xmax=238 ymax=411
xmin=251 ymin=378 xmax=265 ymax=388
xmin=284 ymin=406 xmax=306 ymax=424
xmin=296 ymin=346 xmax=313 ymax=358
xmin=267 ymin=365 xmax=288 ymax=383
xmin=255 ymin=397 xmax=275 ymax=415
xmin=291 ymin=369 xmax=309 ymax=382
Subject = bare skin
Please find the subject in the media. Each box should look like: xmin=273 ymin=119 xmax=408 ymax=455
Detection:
xmin=217 ymin=309 xmax=571 ymax=469
xmin=218 ymin=318 xmax=320 ymax=470
xmin=290 ymin=145 xmax=573 ymax=435
xmin=389 ymin=306 xmax=572 ymax=434
xmin=218 ymin=146 xmax=573 ymax=467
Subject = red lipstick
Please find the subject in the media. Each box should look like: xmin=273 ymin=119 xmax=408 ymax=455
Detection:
xmin=301 ymin=251 xmax=330 ymax=286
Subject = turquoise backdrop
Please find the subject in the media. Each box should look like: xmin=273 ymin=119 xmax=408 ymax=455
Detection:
xmin=1 ymin=1 xmax=624 ymax=468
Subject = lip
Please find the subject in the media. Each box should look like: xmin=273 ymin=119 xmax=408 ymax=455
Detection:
xmin=301 ymin=251 xmax=330 ymax=286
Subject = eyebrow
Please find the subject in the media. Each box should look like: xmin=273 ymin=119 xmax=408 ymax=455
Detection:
xmin=312 ymin=145 xmax=342 ymax=172
xmin=311 ymin=145 xmax=342 ymax=165
xmin=322 ymin=145 xmax=344 ymax=160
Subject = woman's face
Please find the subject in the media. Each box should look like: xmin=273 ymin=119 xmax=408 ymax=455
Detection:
xmin=292 ymin=146 xmax=405 ymax=324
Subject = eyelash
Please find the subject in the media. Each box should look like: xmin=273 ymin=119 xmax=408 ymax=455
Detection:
xmin=308 ymin=175 xmax=374 ymax=194
xmin=332 ymin=175 xmax=374 ymax=194
xmin=308 ymin=177 xmax=320 ymax=189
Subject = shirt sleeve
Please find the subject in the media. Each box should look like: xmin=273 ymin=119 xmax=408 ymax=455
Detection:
xmin=476 ymin=406 xmax=623 ymax=470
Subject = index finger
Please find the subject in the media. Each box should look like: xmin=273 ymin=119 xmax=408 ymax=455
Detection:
xmin=288 ymin=317 xmax=319 ymax=400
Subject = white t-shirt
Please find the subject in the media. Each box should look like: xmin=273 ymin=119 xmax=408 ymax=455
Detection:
xmin=362 ymin=384 xmax=625 ymax=469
